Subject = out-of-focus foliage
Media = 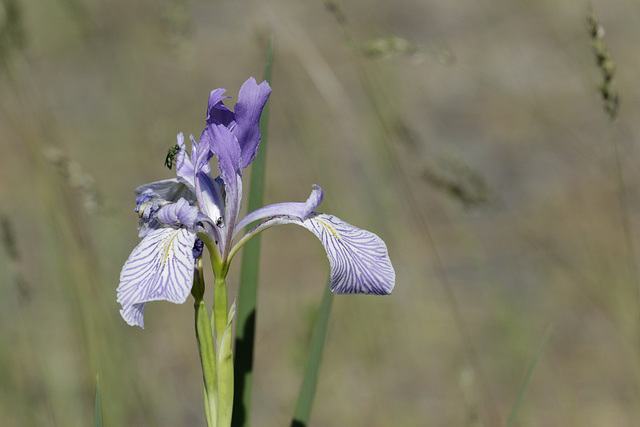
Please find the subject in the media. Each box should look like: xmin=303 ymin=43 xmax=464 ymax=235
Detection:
xmin=2 ymin=0 xmax=640 ymax=425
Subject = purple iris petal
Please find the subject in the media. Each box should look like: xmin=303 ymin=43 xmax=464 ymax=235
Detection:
xmin=247 ymin=213 xmax=395 ymax=295
xmin=177 ymin=132 xmax=213 ymax=189
xmin=135 ymin=188 xmax=170 ymax=238
xmin=302 ymin=214 xmax=395 ymax=295
xmin=119 ymin=303 xmax=147 ymax=329
xmin=203 ymin=124 xmax=243 ymax=247
xmin=135 ymin=200 xmax=165 ymax=237
xmin=203 ymin=124 xmax=242 ymax=186
xmin=205 ymin=78 xmax=271 ymax=169
xmin=192 ymin=237 xmax=204 ymax=259
xmin=135 ymin=190 xmax=160 ymax=221
xmin=207 ymin=88 xmax=235 ymax=127
xmin=191 ymin=134 xmax=213 ymax=176
xmin=136 ymin=190 xmax=154 ymax=206
xmin=135 ymin=179 xmax=196 ymax=205
xmin=304 ymin=185 xmax=324 ymax=213
xmin=175 ymin=133 xmax=195 ymax=186
xmin=156 ymin=198 xmax=199 ymax=228
xmin=233 ymin=77 xmax=272 ymax=168
xmin=195 ymin=171 xmax=224 ymax=226
xmin=234 ymin=185 xmax=323 ymax=237
xmin=117 ymin=227 xmax=198 ymax=328
xmin=134 ymin=185 xmax=200 ymax=237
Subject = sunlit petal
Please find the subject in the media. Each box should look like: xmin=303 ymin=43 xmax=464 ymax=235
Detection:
xmin=204 ymin=124 xmax=242 ymax=187
xmin=233 ymin=77 xmax=272 ymax=168
xmin=203 ymin=124 xmax=243 ymax=251
xmin=134 ymin=182 xmax=196 ymax=238
xmin=248 ymin=213 xmax=395 ymax=295
xmin=195 ymin=171 xmax=224 ymax=227
xmin=156 ymin=198 xmax=199 ymax=228
xmin=304 ymin=213 xmax=395 ymax=294
xmin=134 ymin=179 xmax=195 ymax=205
xmin=175 ymin=133 xmax=195 ymax=186
xmin=207 ymin=88 xmax=234 ymax=127
xmin=117 ymin=227 xmax=197 ymax=328
xmin=234 ymin=185 xmax=323 ymax=237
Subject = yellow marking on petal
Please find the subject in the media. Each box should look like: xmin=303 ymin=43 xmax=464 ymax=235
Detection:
xmin=317 ymin=219 xmax=339 ymax=239
xmin=162 ymin=231 xmax=179 ymax=265
xmin=138 ymin=203 xmax=148 ymax=218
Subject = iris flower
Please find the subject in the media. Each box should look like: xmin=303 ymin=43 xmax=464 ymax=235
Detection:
xmin=117 ymin=77 xmax=395 ymax=328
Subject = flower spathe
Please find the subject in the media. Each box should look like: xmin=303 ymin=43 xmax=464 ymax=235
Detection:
xmin=117 ymin=77 xmax=395 ymax=328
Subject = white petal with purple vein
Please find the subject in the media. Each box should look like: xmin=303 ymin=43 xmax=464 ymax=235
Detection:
xmin=303 ymin=214 xmax=395 ymax=295
xmin=117 ymin=227 xmax=197 ymax=327
xmin=253 ymin=213 xmax=395 ymax=295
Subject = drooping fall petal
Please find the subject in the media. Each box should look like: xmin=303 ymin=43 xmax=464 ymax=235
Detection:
xmin=117 ymin=227 xmax=197 ymax=328
xmin=246 ymin=212 xmax=395 ymax=295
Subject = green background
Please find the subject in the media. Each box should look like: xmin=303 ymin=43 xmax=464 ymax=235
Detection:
xmin=1 ymin=0 xmax=639 ymax=425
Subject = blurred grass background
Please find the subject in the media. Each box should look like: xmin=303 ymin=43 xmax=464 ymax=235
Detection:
xmin=2 ymin=0 xmax=640 ymax=425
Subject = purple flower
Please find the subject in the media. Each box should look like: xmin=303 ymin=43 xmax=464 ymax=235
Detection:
xmin=117 ymin=77 xmax=395 ymax=328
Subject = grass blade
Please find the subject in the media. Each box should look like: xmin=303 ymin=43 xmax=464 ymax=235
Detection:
xmin=94 ymin=374 xmax=103 ymax=427
xmin=506 ymin=324 xmax=553 ymax=427
xmin=232 ymin=37 xmax=273 ymax=427
xmin=291 ymin=282 xmax=334 ymax=427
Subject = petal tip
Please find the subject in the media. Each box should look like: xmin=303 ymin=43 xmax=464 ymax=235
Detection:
xmin=119 ymin=304 xmax=146 ymax=329
xmin=299 ymin=213 xmax=395 ymax=296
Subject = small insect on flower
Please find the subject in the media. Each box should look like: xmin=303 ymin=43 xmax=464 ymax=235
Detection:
xmin=164 ymin=144 xmax=180 ymax=170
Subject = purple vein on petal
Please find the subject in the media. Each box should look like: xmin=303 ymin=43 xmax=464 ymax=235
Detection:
xmin=117 ymin=227 xmax=197 ymax=327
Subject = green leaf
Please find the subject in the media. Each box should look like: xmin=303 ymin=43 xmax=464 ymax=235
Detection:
xmin=94 ymin=374 xmax=103 ymax=427
xmin=506 ymin=324 xmax=553 ymax=427
xmin=232 ymin=37 xmax=273 ymax=427
xmin=291 ymin=282 xmax=334 ymax=427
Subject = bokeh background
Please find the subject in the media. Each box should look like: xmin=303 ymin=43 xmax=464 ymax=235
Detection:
xmin=2 ymin=0 xmax=640 ymax=425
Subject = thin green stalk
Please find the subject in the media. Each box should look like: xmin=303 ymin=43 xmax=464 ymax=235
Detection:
xmin=94 ymin=374 xmax=103 ymax=427
xmin=609 ymin=126 xmax=640 ymax=343
xmin=291 ymin=281 xmax=334 ymax=427
xmin=233 ymin=37 xmax=273 ymax=427
xmin=506 ymin=325 xmax=553 ymax=427
xmin=193 ymin=259 xmax=218 ymax=427
xmin=587 ymin=9 xmax=640 ymax=346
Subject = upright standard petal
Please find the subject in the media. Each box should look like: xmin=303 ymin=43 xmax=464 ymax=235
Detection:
xmin=191 ymin=134 xmax=213 ymax=176
xmin=207 ymin=88 xmax=235 ymax=127
xmin=117 ymin=227 xmax=198 ymax=328
xmin=233 ymin=77 xmax=272 ymax=168
xmin=203 ymin=124 xmax=242 ymax=188
xmin=203 ymin=123 xmax=244 ymax=253
xmin=195 ymin=171 xmax=225 ymax=228
xmin=248 ymin=213 xmax=395 ymax=295
xmin=175 ymin=133 xmax=195 ymax=187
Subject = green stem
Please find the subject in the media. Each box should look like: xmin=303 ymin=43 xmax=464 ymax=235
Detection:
xmin=197 ymin=192 xmax=236 ymax=427
xmin=213 ymin=273 xmax=229 ymax=348
xmin=193 ymin=259 xmax=218 ymax=427
xmin=213 ymin=272 xmax=234 ymax=427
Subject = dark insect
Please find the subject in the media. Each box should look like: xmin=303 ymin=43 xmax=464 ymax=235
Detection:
xmin=164 ymin=144 xmax=180 ymax=170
